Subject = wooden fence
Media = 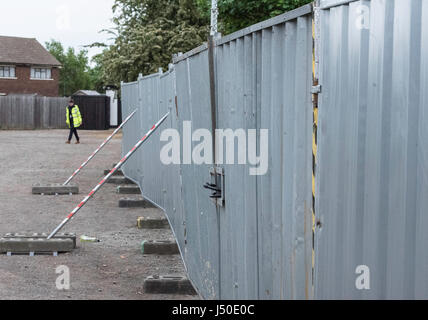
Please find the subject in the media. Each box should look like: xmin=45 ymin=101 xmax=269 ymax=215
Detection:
xmin=0 ymin=96 xmax=68 ymax=129
xmin=0 ymin=95 xmax=111 ymax=130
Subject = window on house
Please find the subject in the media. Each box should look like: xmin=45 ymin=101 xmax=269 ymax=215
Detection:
xmin=31 ymin=67 xmax=52 ymax=80
xmin=0 ymin=66 xmax=16 ymax=78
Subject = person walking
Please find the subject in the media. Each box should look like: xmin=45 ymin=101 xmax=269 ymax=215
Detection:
xmin=66 ymin=98 xmax=82 ymax=144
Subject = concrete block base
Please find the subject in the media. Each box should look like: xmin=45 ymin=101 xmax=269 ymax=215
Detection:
xmin=0 ymin=233 xmax=76 ymax=254
xmin=137 ymin=217 xmax=169 ymax=229
xmin=32 ymin=183 xmax=79 ymax=195
xmin=104 ymin=169 xmax=124 ymax=176
xmin=117 ymin=185 xmax=141 ymax=194
xmin=119 ymin=197 xmax=156 ymax=208
xmin=143 ymin=275 xmax=197 ymax=295
xmin=3 ymin=233 xmax=77 ymax=248
xmin=107 ymin=177 xmax=135 ymax=185
xmin=141 ymin=240 xmax=179 ymax=255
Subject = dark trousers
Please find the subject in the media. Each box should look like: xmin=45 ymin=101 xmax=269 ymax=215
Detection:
xmin=68 ymin=127 xmax=80 ymax=142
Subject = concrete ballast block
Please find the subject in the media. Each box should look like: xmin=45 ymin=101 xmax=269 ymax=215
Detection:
xmin=141 ymin=240 xmax=179 ymax=255
xmin=3 ymin=233 xmax=77 ymax=249
xmin=137 ymin=217 xmax=169 ymax=229
xmin=117 ymin=185 xmax=141 ymax=194
xmin=32 ymin=183 xmax=79 ymax=195
xmin=119 ymin=197 xmax=156 ymax=208
xmin=107 ymin=177 xmax=135 ymax=185
xmin=143 ymin=275 xmax=197 ymax=295
xmin=0 ymin=234 xmax=76 ymax=254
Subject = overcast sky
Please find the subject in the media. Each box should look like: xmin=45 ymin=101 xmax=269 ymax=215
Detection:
xmin=0 ymin=0 xmax=116 ymax=62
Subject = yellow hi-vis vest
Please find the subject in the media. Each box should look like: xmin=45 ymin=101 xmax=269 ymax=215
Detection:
xmin=66 ymin=105 xmax=82 ymax=128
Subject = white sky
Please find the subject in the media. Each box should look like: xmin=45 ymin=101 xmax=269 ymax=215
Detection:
xmin=0 ymin=0 xmax=116 ymax=63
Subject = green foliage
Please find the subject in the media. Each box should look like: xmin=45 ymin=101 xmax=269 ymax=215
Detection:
xmin=94 ymin=0 xmax=210 ymax=89
xmin=87 ymin=55 xmax=105 ymax=93
xmin=196 ymin=0 xmax=312 ymax=34
xmin=46 ymin=40 xmax=96 ymax=96
xmin=94 ymin=0 xmax=312 ymax=88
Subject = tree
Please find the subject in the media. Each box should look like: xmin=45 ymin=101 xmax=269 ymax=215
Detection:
xmin=88 ymin=54 xmax=105 ymax=93
xmin=197 ymin=0 xmax=313 ymax=34
xmin=94 ymin=0 xmax=313 ymax=88
xmin=45 ymin=40 xmax=95 ymax=96
xmin=92 ymin=0 xmax=210 ymax=89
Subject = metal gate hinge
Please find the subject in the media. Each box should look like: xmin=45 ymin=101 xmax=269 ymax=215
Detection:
xmin=311 ymin=85 xmax=322 ymax=94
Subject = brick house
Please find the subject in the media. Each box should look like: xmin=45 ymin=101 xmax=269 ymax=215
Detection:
xmin=0 ymin=36 xmax=61 ymax=96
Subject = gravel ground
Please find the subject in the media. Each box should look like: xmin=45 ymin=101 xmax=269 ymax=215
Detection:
xmin=0 ymin=129 xmax=198 ymax=300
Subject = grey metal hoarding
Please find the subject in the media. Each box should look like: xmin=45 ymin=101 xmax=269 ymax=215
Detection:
xmin=122 ymin=0 xmax=428 ymax=299
xmin=121 ymin=4 xmax=314 ymax=300
xmin=120 ymin=80 xmax=140 ymax=182
xmin=315 ymin=0 xmax=428 ymax=299
xmin=174 ymin=50 xmax=221 ymax=299
xmin=214 ymin=13 xmax=313 ymax=299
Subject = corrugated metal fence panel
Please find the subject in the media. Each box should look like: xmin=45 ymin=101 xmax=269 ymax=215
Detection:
xmin=216 ymin=34 xmax=259 ymax=300
xmin=174 ymin=51 xmax=221 ymax=299
xmin=121 ymin=65 xmax=220 ymax=299
xmin=157 ymin=70 xmax=188 ymax=255
xmin=215 ymin=14 xmax=313 ymax=300
xmin=120 ymin=5 xmax=314 ymax=300
xmin=136 ymin=69 xmax=189 ymax=275
xmin=315 ymin=0 xmax=428 ymax=299
xmin=138 ymin=73 xmax=164 ymax=207
xmin=121 ymin=81 xmax=141 ymax=180
xmin=124 ymin=71 xmax=175 ymax=212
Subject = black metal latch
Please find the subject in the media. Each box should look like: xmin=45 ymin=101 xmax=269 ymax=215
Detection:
xmin=204 ymin=183 xmax=221 ymax=198
xmin=203 ymin=167 xmax=225 ymax=207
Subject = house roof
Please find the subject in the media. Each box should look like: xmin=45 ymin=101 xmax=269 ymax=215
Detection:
xmin=0 ymin=36 xmax=61 ymax=66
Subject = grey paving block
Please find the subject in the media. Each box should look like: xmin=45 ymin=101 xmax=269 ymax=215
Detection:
xmin=0 ymin=234 xmax=76 ymax=254
xmin=104 ymin=169 xmax=124 ymax=176
xmin=32 ymin=183 xmax=79 ymax=195
xmin=141 ymin=240 xmax=179 ymax=255
xmin=137 ymin=217 xmax=169 ymax=229
xmin=117 ymin=185 xmax=141 ymax=195
xmin=119 ymin=197 xmax=156 ymax=208
xmin=3 ymin=233 xmax=77 ymax=248
xmin=106 ymin=177 xmax=135 ymax=185
xmin=143 ymin=275 xmax=197 ymax=295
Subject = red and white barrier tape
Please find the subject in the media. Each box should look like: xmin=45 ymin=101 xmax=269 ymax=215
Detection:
xmin=63 ymin=109 xmax=138 ymax=186
xmin=48 ymin=112 xmax=170 ymax=239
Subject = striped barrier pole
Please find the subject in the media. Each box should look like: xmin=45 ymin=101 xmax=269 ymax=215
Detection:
xmin=63 ymin=109 xmax=138 ymax=186
xmin=48 ymin=112 xmax=170 ymax=239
